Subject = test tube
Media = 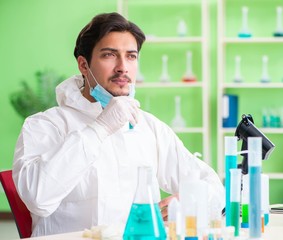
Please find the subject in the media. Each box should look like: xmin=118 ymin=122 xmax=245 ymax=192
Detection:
xmin=168 ymin=197 xmax=181 ymax=240
xmin=261 ymin=174 xmax=270 ymax=226
xmin=241 ymin=174 xmax=249 ymax=228
xmin=185 ymin=195 xmax=197 ymax=238
xmin=224 ymin=136 xmax=238 ymax=226
xmin=230 ymin=169 xmax=241 ymax=236
xmin=248 ymin=137 xmax=262 ymax=239
xmin=210 ymin=197 xmax=222 ymax=229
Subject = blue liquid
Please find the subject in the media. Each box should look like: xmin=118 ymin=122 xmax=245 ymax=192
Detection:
xmin=238 ymin=33 xmax=252 ymax=38
xmin=249 ymin=166 xmax=261 ymax=238
xmin=225 ymin=155 xmax=237 ymax=226
xmin=264 ymin=213 xmax=269 ymax=226
xmin=123 ymin=203 xmax=166 ymax=240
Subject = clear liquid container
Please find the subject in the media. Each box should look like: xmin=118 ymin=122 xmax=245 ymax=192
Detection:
xmin=230 ymin=169 xmax=241 ymax=236
xmin=248 ymin=137 xmax=262 ymax=239
xmin=171 ymin=96 xmax=186 ymax=129
xmin=224 ymin=136 xmax=238 ymax=227
xmin=123 ymin=166 xmax=166 ymax=240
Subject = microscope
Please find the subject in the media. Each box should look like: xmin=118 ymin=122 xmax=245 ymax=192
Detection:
xmin=235 ymin=114 xmax=275 ymax=174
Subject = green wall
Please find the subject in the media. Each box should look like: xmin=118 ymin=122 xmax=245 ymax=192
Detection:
xmin=0 ymin=0 xmax=117 ymax=211
xmin=0 ymin=0 xmax=282 ymax=212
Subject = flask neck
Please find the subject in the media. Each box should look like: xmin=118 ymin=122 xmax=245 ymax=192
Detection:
xmin=134 ymin=167 xmax=156 ymax=204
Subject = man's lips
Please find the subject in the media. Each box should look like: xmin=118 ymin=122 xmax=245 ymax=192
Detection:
xmin=111 ymin=78 xmax=130 ymax=87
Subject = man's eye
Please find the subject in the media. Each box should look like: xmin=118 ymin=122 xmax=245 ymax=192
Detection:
xmin=103 ymin=53 xmax=115 ymax=57
xmin=128 ymin=54 xmax=137 ymax=60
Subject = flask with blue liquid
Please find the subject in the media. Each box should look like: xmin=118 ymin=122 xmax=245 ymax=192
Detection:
xmin=123 ymin=166 xmax=166 ymax=240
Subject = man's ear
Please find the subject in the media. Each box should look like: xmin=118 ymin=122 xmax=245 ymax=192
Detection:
xmin=77 ymin=56 xmax=88 ymax=76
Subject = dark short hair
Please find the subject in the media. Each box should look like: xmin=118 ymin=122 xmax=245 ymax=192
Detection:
xmin=74 ymin=12 xmax=146 ymax=64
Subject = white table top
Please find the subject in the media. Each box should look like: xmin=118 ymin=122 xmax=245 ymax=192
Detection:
xmin=22 ymin=214 xmax=283 ymax=240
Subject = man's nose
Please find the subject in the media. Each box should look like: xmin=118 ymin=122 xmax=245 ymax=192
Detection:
xmin=114 ymin=57 xmax=128 ymax=74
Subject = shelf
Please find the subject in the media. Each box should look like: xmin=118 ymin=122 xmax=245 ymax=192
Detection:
xmin=223 ymin=83 xmax=283 ymax=89
xmin=222 ymin=37 xmax=283 ymax=44
xmin=219 ymin=172 xmax=283 ymax=181
xmin=267 ymin=173 xmax=283 ymax=180
xmin=145 ymin=36 xmax=203 ymax=43
xmin=173 ymin=127 xmax=204 ymax=134
xmin=221 ymin=128 xmax=283 ymax=134
xmin=136 ymin=82 xmax=203 ymax=88
xmin=119 ymin=0 xmax=211 ymax=165
xmin=217 ymin=0 xmax=283 ymax=186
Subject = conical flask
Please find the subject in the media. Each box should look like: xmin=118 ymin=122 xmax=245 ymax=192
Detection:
xmin=123 ymin=166 xmax=166 ymax=240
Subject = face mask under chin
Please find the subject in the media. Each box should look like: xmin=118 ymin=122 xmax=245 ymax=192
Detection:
xmin=84 ymin=68 xmax=135 ymax=108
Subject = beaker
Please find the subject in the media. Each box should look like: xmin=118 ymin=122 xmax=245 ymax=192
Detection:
xmin=123 ymin=166 xmax=166 ymax=240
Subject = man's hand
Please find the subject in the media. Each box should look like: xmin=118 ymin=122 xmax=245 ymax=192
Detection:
xmin=159 ymin=194 xmax=178 ymax=221
xmin=89 ymin=97 xmax=140 ymax=141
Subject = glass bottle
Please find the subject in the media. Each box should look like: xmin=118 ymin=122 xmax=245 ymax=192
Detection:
xmin=171 ymin=95 xmax=186 ymax=129
xmin=123 ymin=166 xmax=166 ymax=240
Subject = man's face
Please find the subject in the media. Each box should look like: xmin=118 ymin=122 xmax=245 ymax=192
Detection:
xmin=88 ymin=31 xmax=138 ymax=97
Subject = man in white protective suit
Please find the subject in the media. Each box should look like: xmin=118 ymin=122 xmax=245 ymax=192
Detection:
xmin=12 ymin=12 xmax=224 ymax=237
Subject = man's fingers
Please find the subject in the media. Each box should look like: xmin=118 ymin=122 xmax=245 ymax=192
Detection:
xmin=161 ymin=206 xmax=168 ymax=221
xmin=159 ymin=194 xmax=179 ymax=221
xmin=159 ymin=194 xmax=179 ymax=209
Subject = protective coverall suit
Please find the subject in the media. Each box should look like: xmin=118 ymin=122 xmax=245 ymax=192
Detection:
xmin=12 ymin=75 xmax=224 ymax=237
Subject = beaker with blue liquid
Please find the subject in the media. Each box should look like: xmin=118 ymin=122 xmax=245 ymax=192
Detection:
xmin=123 ymin=166 xmax=166 ymax=240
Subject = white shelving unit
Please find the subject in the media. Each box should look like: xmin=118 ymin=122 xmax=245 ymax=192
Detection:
xmin=217 ymin=0 xmax=283 ymax=180
xmin=117 ymin=0 xmax=211 ymax=165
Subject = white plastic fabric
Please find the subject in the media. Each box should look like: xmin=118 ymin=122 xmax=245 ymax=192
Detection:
xmin=12 ymin=75 xmax=224 ymax=237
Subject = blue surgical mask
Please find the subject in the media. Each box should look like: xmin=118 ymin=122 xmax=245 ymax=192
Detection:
xmin=85 ymin=67 xmax=135 ymax=108
xmin=90 ymin=83 xmax=113 ymax=108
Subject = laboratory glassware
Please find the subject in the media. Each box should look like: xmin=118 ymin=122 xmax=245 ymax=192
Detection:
xmin=224 ymin=136 xmax=238 ymax=226
xmin=123 ymin=166 xmax=166 ymax=240
xmin=168 ymin=197 xmax=181 ymax=240
xmin=182 ymin=51 xmax=197 ymax=82
xmin=260 ymin=55 xmax=270 ymax=83
xmin=274 ymin=6 xmax=283 ymax=37
xmin=159 ymin=55 xmax=170 ymax=83
xmin=177 ymin=19 xmax=187 ymax=37
xmin=136 ymin=58 xmax=144 ymax=83
xmin=248 ymin=137 xmax=262 ymax=239
xmin=241 ymin=174 xmax=249 ymax=228
xmin=233 ymin=56 xmax=243 ymax=83
xmin=238 ymin=6 xmax=252 ymax=38
xmin=230 ymin=169 xmax=241 ymax=236
xmin=171 ymin=96 xmax=186 ymax=129
xmin=261 ymin=173 xmax=270 ymax=225
xmin=179 ymin=170 xmax=208 ymax=238
xmin=209 ymin=197 xmax=222 ymax=229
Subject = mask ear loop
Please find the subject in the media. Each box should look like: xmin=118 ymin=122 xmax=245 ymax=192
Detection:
xmin=84 ymin=74 xmax=92 ymax=92
xmin=85 ymin=61 xmax=100 ymax=86
xmin=83 ymin=61 xmax=98 ymax=93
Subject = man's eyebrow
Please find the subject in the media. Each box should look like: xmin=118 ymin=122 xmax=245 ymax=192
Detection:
xmin=100 ymin=48 xmax=138 ymax=54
